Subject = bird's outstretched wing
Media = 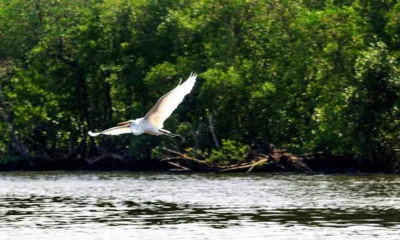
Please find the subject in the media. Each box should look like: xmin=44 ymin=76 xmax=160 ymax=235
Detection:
xmin=144 ymin=72 xmax=197 ymax=129
xmin=88 ymin=125 xmax=131 ymax=137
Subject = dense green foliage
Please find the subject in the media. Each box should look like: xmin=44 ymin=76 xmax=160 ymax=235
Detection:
xmin=0 ymin=0 xmax=399 ymax=169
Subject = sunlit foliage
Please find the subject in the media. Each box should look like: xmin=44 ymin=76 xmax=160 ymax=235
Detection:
xmin=0 ymin=0 xmax=399 ymax=169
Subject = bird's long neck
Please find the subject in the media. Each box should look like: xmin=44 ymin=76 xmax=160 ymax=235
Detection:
xmin=131 ymin=118 xmax=144 ymax=135
xmin=134 ymin=118 xmax=144 ymax=125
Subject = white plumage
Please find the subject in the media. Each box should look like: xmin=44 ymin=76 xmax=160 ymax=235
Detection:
xmin=87 ymin=125 xmax=131 ymax=137
xmin=88 ymin=72 xmax=197 ymax=138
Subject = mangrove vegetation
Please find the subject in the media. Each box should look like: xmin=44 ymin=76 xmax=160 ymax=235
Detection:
xmin=0 ymin=0 xmax=399 ymax=172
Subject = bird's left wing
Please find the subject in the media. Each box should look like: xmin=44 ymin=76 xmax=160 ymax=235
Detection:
xmin=88 ymin=125 xmax=131 ymax=137
xmin=144 ymin=73 xmax=197 ymax=129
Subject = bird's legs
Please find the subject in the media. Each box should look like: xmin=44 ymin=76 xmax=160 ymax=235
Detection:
xmin=159 ymin=129 xmax=179 ymax=137
xmin=159 ymin=129 xmax=185 ymax=141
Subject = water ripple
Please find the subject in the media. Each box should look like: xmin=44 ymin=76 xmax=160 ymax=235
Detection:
xmin=1 ymin=173 xmax=400 ymax=239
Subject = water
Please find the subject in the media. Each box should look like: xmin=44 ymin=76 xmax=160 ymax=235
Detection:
xmin=0 ymin=172 xmax=399 ymax=239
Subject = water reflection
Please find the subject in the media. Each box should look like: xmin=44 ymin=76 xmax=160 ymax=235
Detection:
xmin=1 ymin=196 xmax=399 ymax=228
xmin=0 ymin=173 xmax=400 ymax=239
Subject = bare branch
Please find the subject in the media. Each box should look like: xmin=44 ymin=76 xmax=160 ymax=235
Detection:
xmin=246 ymin=159 xmax=268 ymax=173
xmin=167 ymin=161 xmax=191 ymax=171
xmin=162 ymin=148 xmax=208 ymax=164
xmin=160 ymin=157 xmax=183 ymax=161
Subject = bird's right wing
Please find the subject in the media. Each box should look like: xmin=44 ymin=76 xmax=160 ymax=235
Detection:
xmin=144 ymin=73 xmax=197 ymax=129
xmin=88 ymin=125 xmax=131 ymax=137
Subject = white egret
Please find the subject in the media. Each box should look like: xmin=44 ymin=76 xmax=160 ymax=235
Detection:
xmin=88 ymin=72 xmax=197 ymax=138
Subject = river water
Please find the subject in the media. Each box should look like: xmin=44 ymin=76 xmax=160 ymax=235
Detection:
xmin=0 ymin=172 xmax=399 ymax=239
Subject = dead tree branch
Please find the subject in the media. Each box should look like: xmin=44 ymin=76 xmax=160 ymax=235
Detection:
xmin=167 ymin=161 xmax=191 ymax=171
xmin=246 ymin=158 xmax=268 ymax=173
xmin=162 ymin=148 xmax=208 ymax=164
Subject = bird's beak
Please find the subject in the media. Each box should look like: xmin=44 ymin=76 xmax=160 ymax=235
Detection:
xmin=117 ymin=121 xmax=130 ymax=126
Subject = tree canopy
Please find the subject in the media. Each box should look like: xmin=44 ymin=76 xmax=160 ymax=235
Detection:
xmin=0 ymin=0 xmax=399 ymax=171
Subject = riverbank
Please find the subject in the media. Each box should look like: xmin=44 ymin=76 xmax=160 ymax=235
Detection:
xmin=0 ymin=149 xmax=395 ymax=174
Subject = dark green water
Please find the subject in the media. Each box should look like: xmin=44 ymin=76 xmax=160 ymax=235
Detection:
xmin=0 ymin=172 xmax=399 ymax=239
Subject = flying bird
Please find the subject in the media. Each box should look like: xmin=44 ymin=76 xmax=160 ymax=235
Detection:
xmin=88 ymin=72 xmax=197 ymax=138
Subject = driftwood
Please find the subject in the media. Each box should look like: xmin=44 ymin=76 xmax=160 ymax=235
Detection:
xmin=159 ymin=145 xmax=321 ymax=174
xmin=219 ymin=159 xmax=268 ymax=173
xmin=160 ymin=148 xmax=273 ymax=173
xmin=246 ymin=158 xmax=269 ymax=173
xmin=218 ymin=163 xmax=256 ymax=173
xmin=166 ymin=161 xmax=190 ymax=171
xmin=162 ymin=148 xmax=208 ymax=165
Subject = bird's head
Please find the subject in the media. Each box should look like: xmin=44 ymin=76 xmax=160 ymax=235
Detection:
xmin=117 ymin=119 xmax=141 ymax=135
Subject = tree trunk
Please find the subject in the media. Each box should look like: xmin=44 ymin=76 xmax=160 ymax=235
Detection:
xmin=208 ymin=112 xmax=220 ymax=149
xmin=0 ymin=92 xmax=30 ymax=159
xmin=75 ymin=68 xmax=91 ymax=160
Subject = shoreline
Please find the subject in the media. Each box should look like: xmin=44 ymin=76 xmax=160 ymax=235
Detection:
xmin=0 ymin=151 xmax=396 ymax=174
